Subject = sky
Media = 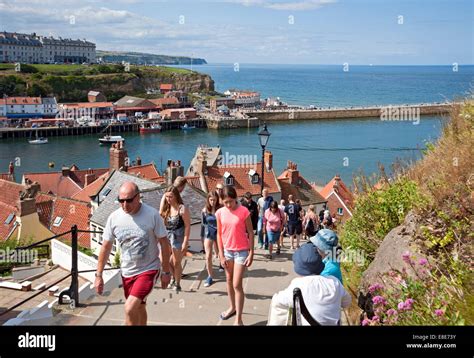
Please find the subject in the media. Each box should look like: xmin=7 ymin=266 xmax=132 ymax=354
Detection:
xmin=0 ymin=0 xmax=473 ymax=65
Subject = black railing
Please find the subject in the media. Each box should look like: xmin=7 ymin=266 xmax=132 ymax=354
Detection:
xmin=0 ymin=225 xmax=116 ymax=318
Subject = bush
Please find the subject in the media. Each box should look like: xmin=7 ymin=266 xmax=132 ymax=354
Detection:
xmin=340 ymin=178 xmax=427 ymax=267
xmin=19 ymin=64 xmax=39 ymax=73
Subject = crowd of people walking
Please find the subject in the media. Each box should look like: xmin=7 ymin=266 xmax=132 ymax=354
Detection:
xmin=94 ymin=177 xmax=348 ymax=326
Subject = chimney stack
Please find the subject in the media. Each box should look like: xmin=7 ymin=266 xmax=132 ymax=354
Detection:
xmin=264 ymin=151 xmax=273 ymax=171
xmin=166 ymin=160 xmax=184 ymax=186
xmin=84 ymin=169 xmax=96 ymax=186
xmin=61 ymin=166 xmax=70 ymax=177
xmin=287 ymin=161 xmax=299 ymax=185
xmin=333 ymin=174 xmax=341 ymax=193
xmin=109 ymin=141 xmax=128 ymax=172
xmin=136 ymin=156 xmax=142 ymax=166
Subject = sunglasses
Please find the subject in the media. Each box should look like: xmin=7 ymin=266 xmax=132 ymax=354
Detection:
xmin=117 ymin=192 xmax=139 ymax=203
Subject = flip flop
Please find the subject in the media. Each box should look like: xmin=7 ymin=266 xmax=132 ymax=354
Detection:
xmin=220 ymin=310 xmax=236 ymax=320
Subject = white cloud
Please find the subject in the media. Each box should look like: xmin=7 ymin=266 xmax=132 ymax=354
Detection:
xmin=224 ymin=0 xmax=337 ymax=11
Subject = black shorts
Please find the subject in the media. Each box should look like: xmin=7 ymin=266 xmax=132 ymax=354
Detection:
xmin=288 ymin=222 xmax=302 ymax=235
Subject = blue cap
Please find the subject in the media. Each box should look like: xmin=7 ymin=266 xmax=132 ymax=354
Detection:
xmin=292 ymin=243 xmax=324 ymax=276
xmin=310 ymin=229 xmax=339 ymax=252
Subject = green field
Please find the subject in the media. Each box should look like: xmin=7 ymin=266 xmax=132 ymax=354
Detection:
xmin=0 ymin=63 xmax=194 ymax=75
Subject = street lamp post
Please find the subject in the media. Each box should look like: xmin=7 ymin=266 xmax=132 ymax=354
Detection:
xmin=258 ymin=123 xmax=271 ymax=193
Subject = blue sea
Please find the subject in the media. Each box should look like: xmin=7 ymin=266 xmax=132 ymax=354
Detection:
xmin=179 ymin=63 xmax=473 ymax=107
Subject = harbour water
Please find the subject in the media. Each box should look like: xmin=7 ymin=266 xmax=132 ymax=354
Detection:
xmin=0 ymin=115 xmax=443 ymax=185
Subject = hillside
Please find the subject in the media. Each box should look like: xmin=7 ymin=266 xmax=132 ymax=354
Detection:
xmin=96 ymin=50 xmax=207 ymax=65
xmin=339 ymin=100 xmax=473 ymax=325
xmin=0 ymin=63 xmax=215 ymax=102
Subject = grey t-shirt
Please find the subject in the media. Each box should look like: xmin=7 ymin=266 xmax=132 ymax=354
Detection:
xmin=102 ymin=203 xmax=167 ymax=277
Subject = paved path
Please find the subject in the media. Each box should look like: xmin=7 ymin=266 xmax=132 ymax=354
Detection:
xmin=52 ymin=246 xmax=298 ymax=326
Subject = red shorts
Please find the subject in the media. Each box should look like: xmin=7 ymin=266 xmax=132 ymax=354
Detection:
xmin=122 ymin=269 xmax=159 ymax=303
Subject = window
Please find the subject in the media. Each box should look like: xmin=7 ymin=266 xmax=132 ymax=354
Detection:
xmin=101 ymin=187 xmax=111 ymax=200
xmin=53 ymin=216 xmax=63 ymax=227
xmin=337 ymin=208 xmax=343 ymax=215
xmin=4 ymin=213 xmax=14 ymax=225
xmin=223 ymin=171 xmax=234 ymax=186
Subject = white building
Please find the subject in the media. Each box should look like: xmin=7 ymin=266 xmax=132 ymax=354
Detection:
xmin=225 ymin=89 xmax=261 ymax=107
xmin=3 ymin=96 xmax=58 ymax=118
xmin=0 ymin=31 xmax=95 ymax=64
xmin=5 ymin=97 xmax=44 ymax=118
xmin=41 ymin=97 xmax=58 ymax=116
xmin=0 ymin=98 xmax=6 ymax=117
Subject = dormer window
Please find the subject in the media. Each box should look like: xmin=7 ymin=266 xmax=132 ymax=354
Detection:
xmin=223 ymin=171 xmax=234 ymax=186
xmin=248 ymin=169 xmax=259 ymax=184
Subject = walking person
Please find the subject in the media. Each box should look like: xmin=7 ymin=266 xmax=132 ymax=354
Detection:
xmin=240 ymin=191 xmax=259 ymax=233
xmin=257 ymin=189 xmax=273 ymax=249
xmin=310 ymin=229 xmax=343 ymax=283
xmin=201 ymin=192 xmax=222 ymax=287
xmin=285 ymin=195 xmax=303 ymax=250
xmin=95 ymin=182 xmax=171 ymax=326
xmin=263 ymin=200 xmax=286 ymax=259
xmin=278 ymin=199 xmax=287 ymax=248
xmin=302 ymin=205 xmax=319 ymax=239
xmin=216 ymin=186 xmax=254 ymax=325
xmin=160 ymin=186 xmax=191 ymax=292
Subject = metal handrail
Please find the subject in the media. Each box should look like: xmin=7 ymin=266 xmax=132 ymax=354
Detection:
xmin=1 ymin=226 xmax=106 ymax=317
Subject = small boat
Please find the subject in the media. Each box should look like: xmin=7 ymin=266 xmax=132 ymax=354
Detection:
xmin=28 ymin=137 xmax=48 ymax=144
xmin=181 ymin=124 xmax=196 ymax=130
xmin=139 ymin=122 xmax=162 ymax=134
xmin=99 ymin=135 xmax=125 ymax=144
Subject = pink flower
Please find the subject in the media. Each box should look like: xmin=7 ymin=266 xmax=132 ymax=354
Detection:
xmin=386 ymin=308 xmax=398 ymax=316
xmin=402 ymin=251 xmax=411 ymax=263
xmin=369 ymin=283 xmax=383 ymax=293
xmin=434 ymin=309 xmax=444 ymax=317
xmin=372 ymin=315 xmax=380 ymax=322
xmin=398 ymin=302 xmax=406 ymax=310
xmin=372 ymin=295 xmax=387 ymax=306
xmin=404 ymin=298 xmax=414 ymax=310
xmin=419 ymin=258 xmax=428 ymax=266
xmin=362 ymin=319 xmax=370 ymax=326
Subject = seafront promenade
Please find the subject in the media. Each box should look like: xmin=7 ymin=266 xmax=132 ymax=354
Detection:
xmin=0 ymin=102 xmax=453 ymax=138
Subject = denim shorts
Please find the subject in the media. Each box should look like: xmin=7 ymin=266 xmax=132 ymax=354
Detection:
xmin=266 ymin=230 xmax=281 ymax=244
xmin=167 ymin=228 xmax=184 ymax=250
xmin=224 ymin=249 xmax=249 ymax=265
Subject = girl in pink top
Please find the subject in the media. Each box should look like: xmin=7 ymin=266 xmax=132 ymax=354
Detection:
xmin=216 ymin=186 xmax=254 ymax=325
xmin=263 ymin=200 xmax=286 ymax=259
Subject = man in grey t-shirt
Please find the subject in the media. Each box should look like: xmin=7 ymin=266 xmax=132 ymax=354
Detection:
xmin=94 ymin=182 xmax=171 ymax=326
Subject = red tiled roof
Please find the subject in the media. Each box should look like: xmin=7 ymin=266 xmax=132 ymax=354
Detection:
xmin=277 ymin=169 xmax=327 ymax=206
xmin=203 ymin=163 xmax=280 ymax=198
xmin=0 ymin=179 xmax=24 ymax=208
xmin=38 ymin=193 xmax=92 ymax=248
xmin=71 ymin=172 xmax=110 ymax=202
xmin=160 ymin=84 xmax=173 ymax=90
xmin=61 ymin=102 xmax=113 ymax=109
xmin=34 ymin=193 xmax=54 ymax=228
xmin=185 ymin=176 xmax=203 ymax=192
xmin=128 ymin=163 xmax=162 ymax=181
xmin=5 ymin=97 xmax=41 ymax=105
xmin=319 ymin=176 xmax=354 ymax=208
xmin=0 ymin=201 xmax=17 ymax=241
xmin=23 ymin=173 xmax=82 ymax=198
xmin=23 ymin=168 xmax=108 ymax=198
xmin=149 ymin=97 xmax=179 ymax=106
xmin=68 ymin=168 xmax=108 ymax=188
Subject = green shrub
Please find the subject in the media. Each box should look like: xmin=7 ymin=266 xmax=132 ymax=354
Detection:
xmin=340 ymin=178 xmax=427 ymax=268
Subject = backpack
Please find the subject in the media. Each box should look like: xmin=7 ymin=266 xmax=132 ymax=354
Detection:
xmin=262 ymin=195 xmax=274 ymax=212
xmin=305 ymin=217 xmax=316 ymax=237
